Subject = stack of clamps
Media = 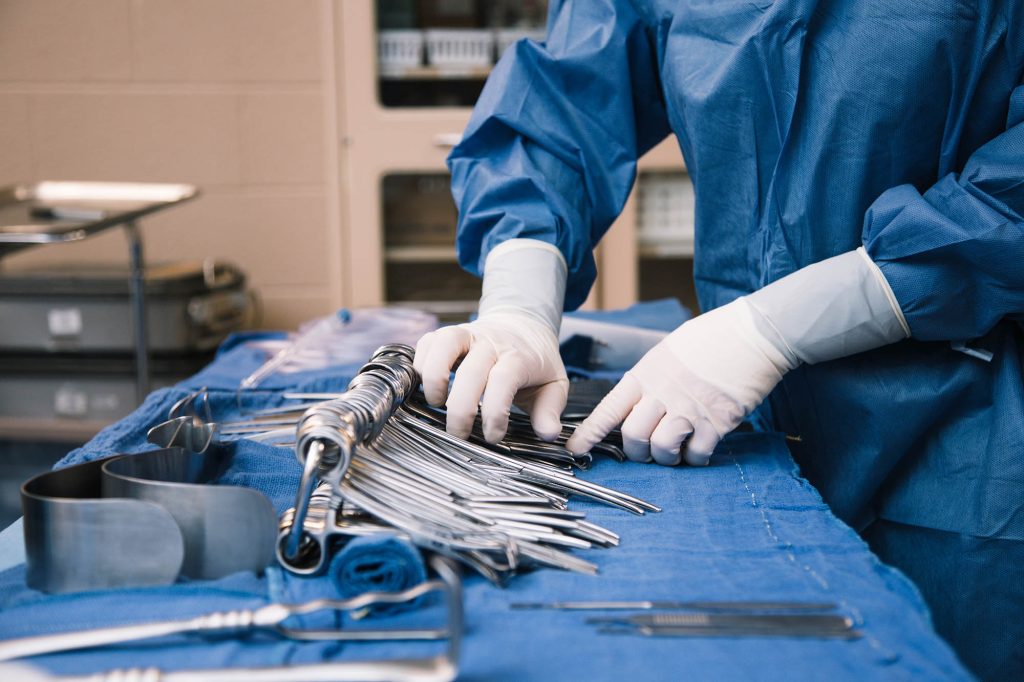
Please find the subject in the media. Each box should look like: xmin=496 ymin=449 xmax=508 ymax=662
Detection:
xmin=276 ymin=344 xmax=660 ymax=584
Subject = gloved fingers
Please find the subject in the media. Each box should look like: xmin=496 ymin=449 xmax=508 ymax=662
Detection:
xmin=520 ymin=379 xmax=569 ymax=442
xmin=414 ymin=326 xmax=472 ymax=407
xmin=413 ymin=332 xmax=437 ymax=398
xmin=649 ymin=414 xmax=694 ymax=466
xmin=620 ymin=396 xmax=666 ymax=462
xmin=566 ymin=374 xmax=643 ymax=455
xmin=444 ymin=341 xmax=497 ymax=439
xmin=683 ymin=419 xmax=721 ymax=466
xmin=478 ymin=356 xmax=528 ymax=443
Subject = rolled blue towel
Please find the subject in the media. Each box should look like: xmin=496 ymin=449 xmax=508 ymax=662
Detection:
xmin=328 ymin=535 xmax=427 ymax=616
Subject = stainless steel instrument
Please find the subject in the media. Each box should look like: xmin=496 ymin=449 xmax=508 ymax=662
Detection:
xmin=511 ymin=600 xmax=840 ymax=611
xmin=142 ymin=345 xmax=655 ymax=584
xmin=597 ymin=624 xmax=863 ymax=639
xmin=587 ymin=613 xmax=854 ymax=630
xmin=147 ymin=388 xmax=223 ymax=454
xmin=0 ymin=556 xmax=461 ymax=661
xmin=274 ymin=344 xmax=658 ymax=583
xmin=21 ymin=447 xmax=277 ymax=593
xmin=0 ymin=555 xmax=463 ymax=682
xmin=587 ymin=611 xmax=861 ymax=640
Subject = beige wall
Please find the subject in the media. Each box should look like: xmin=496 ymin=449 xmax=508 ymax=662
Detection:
xmin=0 ymin=0 xmax=345 ymax=329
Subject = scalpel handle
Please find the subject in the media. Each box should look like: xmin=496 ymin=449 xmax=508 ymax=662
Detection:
xmin=600 ymin=625 xmax=862 ymax=639
xmin=0 ymin=610 xmax=258 ymax=661
xmin=510 ymin=600 xmax=838 ymax=611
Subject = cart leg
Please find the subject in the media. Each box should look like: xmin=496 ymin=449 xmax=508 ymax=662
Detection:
xmin=124 ymin=221 xmax=149 ymax=404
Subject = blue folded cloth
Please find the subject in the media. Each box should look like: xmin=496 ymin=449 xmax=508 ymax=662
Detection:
xmin=328 ymin=536 xmax=427 ymax=616
xmin=0 ymin=384 xmax=430 ymax=663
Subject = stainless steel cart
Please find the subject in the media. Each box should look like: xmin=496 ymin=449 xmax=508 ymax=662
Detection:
xmin=0 ymin=182 xmax=199 ymax=404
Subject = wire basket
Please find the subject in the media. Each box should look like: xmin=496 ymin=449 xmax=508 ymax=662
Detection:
xmin=378 ymin=29 xmax=425 ymax=71
xmin=425 ymin=29 xmax=494 ymax=68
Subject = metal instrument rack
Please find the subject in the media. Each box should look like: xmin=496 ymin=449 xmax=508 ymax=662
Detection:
xmin=0 ymin=182 xmax=199 ymax=405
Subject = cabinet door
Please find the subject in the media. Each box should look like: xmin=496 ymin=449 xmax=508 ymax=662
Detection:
xmin=338 ymin=1 xmax=548 ymax=314
xmin=598 ymin=138 xmax=697 ymax=314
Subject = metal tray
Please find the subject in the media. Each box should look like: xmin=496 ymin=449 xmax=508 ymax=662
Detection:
xmin=0 ymin=181 xmax=198 ymax=257
xmin=0 ymin=261 xmax=250 ymax=354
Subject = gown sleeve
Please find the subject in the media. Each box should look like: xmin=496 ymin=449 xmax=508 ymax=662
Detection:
xmin=863 ymin=84 xmax=1024 ymax=342
xmin=447 ymin=0 xmax=671 ymax=310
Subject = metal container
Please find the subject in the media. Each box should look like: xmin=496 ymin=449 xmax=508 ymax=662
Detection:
xmin=0 ymin=354 xmax=211 ymax=426
xmin=0 ymin=260 xmax=250 ymax=354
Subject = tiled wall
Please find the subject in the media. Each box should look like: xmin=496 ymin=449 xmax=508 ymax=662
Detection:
xmin=0 ymin=0 xmax=343 ymax=329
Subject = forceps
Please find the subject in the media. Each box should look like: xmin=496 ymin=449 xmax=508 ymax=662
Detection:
xmin=266 ymin=344 xmax=659 ymax=583
xmin=587 ymin=613 xmax=853 ymax=630
xmin=590 ymin=613 xmax=861 ymax=640
xmin=147 ymin=388 xmax=222 ymax=454
xmin=598 ymin=625 xmax=863 ymax=639
xmin=511 ymin=600 xmax=840 ymax=611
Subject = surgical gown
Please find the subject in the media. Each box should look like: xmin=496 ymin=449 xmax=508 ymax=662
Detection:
xmin=447 ymin=1 xmax=1024 ymax=678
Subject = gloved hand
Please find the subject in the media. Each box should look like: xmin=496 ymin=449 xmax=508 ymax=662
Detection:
xmin=566 ymin=298 xmax=792 ymax=466
xmin=414 ymin=239 xmax=569 ymax=443
xmin=566 ymin=247 xmax=910 ymax=466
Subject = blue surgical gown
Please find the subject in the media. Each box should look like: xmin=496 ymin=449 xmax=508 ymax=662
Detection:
xmin=447 ymin=1 xmax=1024 ymax=678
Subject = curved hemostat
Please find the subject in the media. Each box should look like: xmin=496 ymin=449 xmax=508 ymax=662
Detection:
xmin=147 ymin=388 xmax=222 ymax=455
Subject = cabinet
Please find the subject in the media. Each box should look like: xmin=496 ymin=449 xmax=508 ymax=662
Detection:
xmin=600 ymin=143 xmax=698 ymax=314
xmin=336 ymin=1 xmax=697 ymax=319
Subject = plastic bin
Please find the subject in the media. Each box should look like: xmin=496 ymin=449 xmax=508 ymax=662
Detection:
xmin=637 ymin=173 xmax=696 ymax=246
xmin=425 ymin=29 xmax=494 ymax=68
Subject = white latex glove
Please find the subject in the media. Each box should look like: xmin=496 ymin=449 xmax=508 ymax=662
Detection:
xmin=414 ymin=239 xmax=569 ymax=443
xmin=566 ymin=298 xmax=790 ymax=466
xmin=566 ymin=247 xmax=910 ymax=466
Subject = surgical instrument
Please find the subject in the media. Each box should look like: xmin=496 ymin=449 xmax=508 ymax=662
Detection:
xmin=0 ymin=555 xmax=463 ymax=682
xmin=21 ymin=447 xmax=277 ymax=593
xmin=0 ymin=573 xmax=448 ymax=661
xmin=510 ymin=600 xmax=840 ymax=611
xmin=597 ymin=624 xmax=863 ymax=640
xmin=584 ymin=611 xmax=861 ymax=640
xmin=586 ymin=613 xmax=854 ymax=630
xmin=217 ymin=382 xmax=629 ymax=463
xmin=147 ymin=388 xmax=222 ymax=454
xmin=275 ymin=344 xmax=659 ymax=583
